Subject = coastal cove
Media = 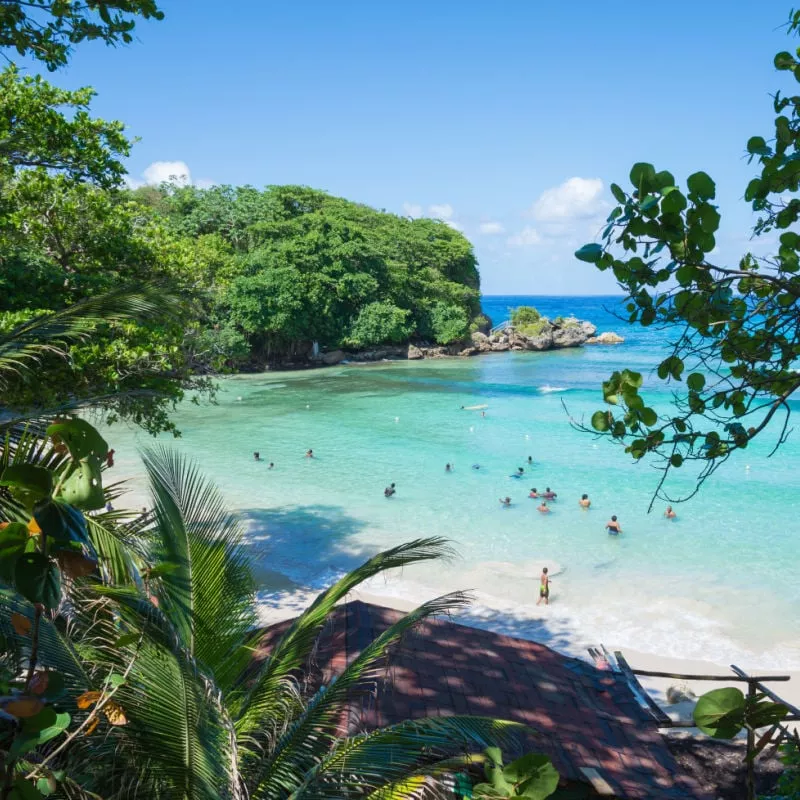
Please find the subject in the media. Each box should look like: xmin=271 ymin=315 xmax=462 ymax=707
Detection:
xmin=110 ymin=296 xmax=800 ymax=673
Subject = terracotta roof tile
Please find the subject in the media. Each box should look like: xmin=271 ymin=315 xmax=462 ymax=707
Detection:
xmin=255 ymin=600 xmax=711 ymax=799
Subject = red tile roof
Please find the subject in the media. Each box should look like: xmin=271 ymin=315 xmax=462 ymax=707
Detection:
xmin=257 ymin=600 xmax=711 ymax=799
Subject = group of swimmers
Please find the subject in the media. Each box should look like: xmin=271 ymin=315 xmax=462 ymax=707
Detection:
xmin=253 ymin=448 xmax=317 ymax=469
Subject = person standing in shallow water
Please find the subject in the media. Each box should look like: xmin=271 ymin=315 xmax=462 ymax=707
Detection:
xmin=664 ymin=505 xmax=676 ymax=519
xmin=305 ymin=449 xmax=313 ymax=458
xmin=606 ymin=515 xmax=622 ymax=535
xmin=384 ymin=482 xmax=396 ymax=497
xmin=537 ymin=567 xmax=550 ymax=606
xmin=579 ymin=493 xmax=591 ymax=508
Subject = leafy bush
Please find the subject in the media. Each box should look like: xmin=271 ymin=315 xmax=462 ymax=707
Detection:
xmin=511 ymin=306 xmax=541 ymax=327
xmin=427 ymin=302 xmax=470 ymax=344
xmin=345 ymin=301 xmax=411 ymax=347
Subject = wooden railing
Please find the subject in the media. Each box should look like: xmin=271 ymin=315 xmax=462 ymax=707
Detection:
xmin=595 ymin=648 xmax=797 ymax=800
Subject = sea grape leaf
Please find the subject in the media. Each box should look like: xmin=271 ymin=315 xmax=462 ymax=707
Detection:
xmin=693 ymin=687 xmax=745 ymax=738
xmin=9 ymin=711 xmax=70 ymax=758
xmin=46 ymin=418 xmax=107 ymax=461
xmin=574 ymin=243 xmax=603 ymax=263
xmin=14 ymin=553 xmax=61 ymax=609
xmin=54 ymin=456 xmax=104 ymax=511
xmin=33 ymin=500 xmax=89 ymax=546
xmin=0 ymin=523 xmax=30 ymax=581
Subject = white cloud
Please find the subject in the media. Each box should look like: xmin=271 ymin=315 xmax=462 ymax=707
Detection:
xmin=478 ymin=221 xmax=505 ymax=235
xmin=507 ymin=226 xmax=542 ymax=247
xmin=529 ymin=177 xmax=605 ymax=222
xmin=403 ymin=202 xmax=423 ymax=218
xmin=428 ymin=203 xmax=454 ymax=219
xmin=127 ymin=160 xmax=216 ymax=189
xmin=142 ymin=160 xmax=192 ymax=187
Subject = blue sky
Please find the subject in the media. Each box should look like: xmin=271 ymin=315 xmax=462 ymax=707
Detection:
xmin=35 ymin=0 xmax=795 ymax=293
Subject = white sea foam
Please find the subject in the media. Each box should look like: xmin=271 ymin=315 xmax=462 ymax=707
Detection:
xmin=539 ymin=385 xmax=569 ymax=393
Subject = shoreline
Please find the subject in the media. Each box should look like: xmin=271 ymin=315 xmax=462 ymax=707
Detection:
xmin=112 ymin=473 xmax=800 ymax=717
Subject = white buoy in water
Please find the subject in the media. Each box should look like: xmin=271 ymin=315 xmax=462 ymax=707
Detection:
xmin=306 ymin=404 xmax=310 ymax=409
xmin=237 ymin=396 xmax=243 ymax=402
xmin=469 ymin=426 xmax=474 ymax=433
xmin=746 ymin=464 xmax=751 ymax=471
xmin=525 ymin=434 xmax=530 ymax=440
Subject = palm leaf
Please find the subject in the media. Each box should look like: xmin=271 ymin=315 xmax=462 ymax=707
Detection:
xmin=0 ymin=286 xmax=179 ymax=390
xmin=249 ymin=592 xmax=472 ymax=800
xmin=234 ymin=538 xmax=454 ymax=754
xmin=290 ymin=719 xmax=519 ymax=800
xmin=140 ymin=445 xmax=257 ymax=689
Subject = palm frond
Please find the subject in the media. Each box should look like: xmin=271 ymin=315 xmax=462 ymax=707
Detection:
xmin=361 ymin=754 xmax=485 ymax=800
xmin=107 ymin=638 xmax=236 ymax=800
xmin=0 ymin=286 xmax=179 ymax=391
xmin=234 ymin=538 xmax=454 ymax=752
xmin=249 ymin=592 xmax=471 ymax=800
xmin=140 ymin=445 xmax=257 ymax=688
xmin=0 ymin=592 xmax=90 ymax=691
xmin=292 ymin=721 xmax=515 ymax=800
xmin=85 ymin=512 xmax=147 ymax=586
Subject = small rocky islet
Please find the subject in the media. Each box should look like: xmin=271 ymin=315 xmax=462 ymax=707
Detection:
xmin=317 ymin=315 xmax=624 ymax=365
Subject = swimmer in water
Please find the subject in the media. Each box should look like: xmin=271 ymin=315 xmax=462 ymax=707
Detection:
xmin=384 ymin=482 xmax=396 ymax=497
xmin=606 ymin=515 xmax=622 ymax=535
xmin=499 ymin=496 xmax=511 ymax=507
xmin=537 ymin=500 xmax=550 ymax=513
xmin=527 ymin=455 xmax=533 ymax=464
xmin=518 ymin=467 xmax=524 ymax=475
xmin=529 ymin=488 xmax=539 ymax=498
xmin=445 ymin=463 xmax=452 ymax=472
xmin=536 ymin=567 xmax=550 ymax=606
xmin=254 ymin=452 xmax=261 ymax=462
xmin=472 ymin=464 xmax=481 ymax=470
xmin=481 ymin=410 xmax=486 ymax=418
xmin=543 ymin=487 xmax=557 ymax=500
xmin=305 ymin=449 xmax=314 ymax=458
xmin=269 ymin=462 xmax=274 ymax=469
xmin=664 ymin=505 xmax=676 ymax=519
xmin=579 ymin=493 xmax=591 ymax=508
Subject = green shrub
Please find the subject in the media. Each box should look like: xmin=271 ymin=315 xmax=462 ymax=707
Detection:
xmin=511 ymin=305 xmax=541 ymax=327
xmin=345 ymin=301 xmax=411 ymax=347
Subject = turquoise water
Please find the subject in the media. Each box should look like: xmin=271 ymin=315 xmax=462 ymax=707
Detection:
xmin=110 ymin=297 xmax=800 ymax=669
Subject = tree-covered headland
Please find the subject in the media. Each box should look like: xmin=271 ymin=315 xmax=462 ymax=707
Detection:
xmin=1 ymin=65 xmax=486 ymax=435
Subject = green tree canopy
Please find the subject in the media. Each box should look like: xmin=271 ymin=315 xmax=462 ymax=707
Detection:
xmin=575 ymin=9 xmax=800 ymax=503
xmin=0 ymin=0 xmax=163 ymax=71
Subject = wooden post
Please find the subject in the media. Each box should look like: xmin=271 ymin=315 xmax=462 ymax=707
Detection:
xmin=746 ymin=679 xmax=756 ymax=800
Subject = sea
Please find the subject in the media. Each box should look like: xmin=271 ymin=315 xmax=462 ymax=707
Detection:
xmin=109 ymin=296 xmax=800 ymax=669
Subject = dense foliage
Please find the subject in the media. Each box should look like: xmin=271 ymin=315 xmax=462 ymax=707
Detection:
xmin=1 ymin=64 xmax=483 ymax=434
xmin=134 ymin=182 xmax=483 ymax=358
xmin=575 ymin=9 xmax=800 ymax=502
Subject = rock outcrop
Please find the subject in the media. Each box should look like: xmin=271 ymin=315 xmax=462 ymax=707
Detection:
xmin=312 ymin=314 xmax=614 ymax=366
xmin=480 ymin=316 xmax=599 ymax=352
xmin=586 ymin=331 xmax=625 ymax=344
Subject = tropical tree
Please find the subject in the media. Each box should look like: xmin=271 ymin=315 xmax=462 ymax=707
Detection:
xmin=1 ymin=441 xmax=544 ymax=799
xmin=574 ymin=9 xmax=800 ymax=503
xmin=0 ymin=0 xmax=164 ymax=72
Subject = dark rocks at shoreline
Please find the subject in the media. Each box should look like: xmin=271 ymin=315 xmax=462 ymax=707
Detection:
xmin=301 ymin=316 xmax=624 ymax=368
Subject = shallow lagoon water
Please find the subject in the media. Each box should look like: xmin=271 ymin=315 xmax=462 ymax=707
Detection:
xmin=110 ymin=297 xmax=800 ymax=668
